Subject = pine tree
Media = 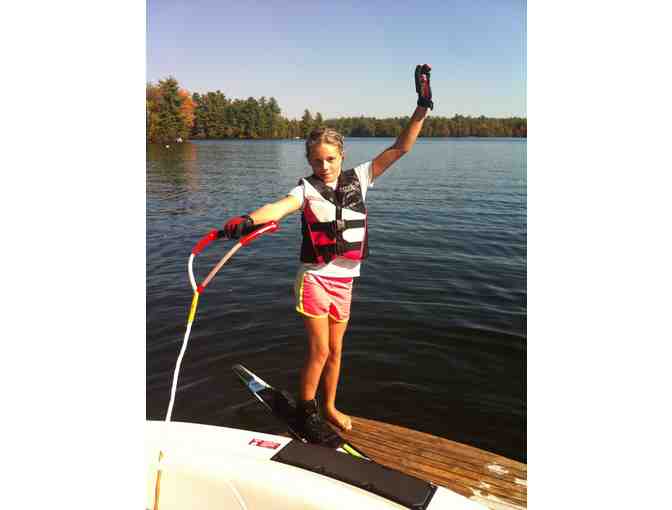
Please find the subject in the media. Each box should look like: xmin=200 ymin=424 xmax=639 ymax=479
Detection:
xmin=156 ymin=77 xmax=184 ymax=142
xmin=300 ymin=109 xmax=313 ymax=137
xmin=268 ymin=97 xmax=282 ymax=138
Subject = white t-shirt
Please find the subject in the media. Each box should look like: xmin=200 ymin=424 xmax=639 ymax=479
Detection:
xmin=288 ymin=161 xmax=374 ymax=278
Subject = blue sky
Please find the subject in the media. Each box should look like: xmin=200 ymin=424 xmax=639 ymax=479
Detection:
xmin=147 ymin=0 xmax=526 ymax=120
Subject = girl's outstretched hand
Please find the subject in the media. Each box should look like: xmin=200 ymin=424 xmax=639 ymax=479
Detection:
xmin=415 ymin=64 xmax=433 ymax=110
xmin=223 ymin=215 xmax=254 ymax=239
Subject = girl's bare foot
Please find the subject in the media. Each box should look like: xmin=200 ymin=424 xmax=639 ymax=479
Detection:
xmin=324 ymin=407 xmax=352 ymax=431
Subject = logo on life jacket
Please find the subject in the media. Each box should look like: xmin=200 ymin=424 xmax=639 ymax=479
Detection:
xmin=299 ymin=169 xmax=369 ymax=264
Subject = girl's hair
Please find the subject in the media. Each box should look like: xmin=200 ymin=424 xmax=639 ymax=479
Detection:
xmin=305 ymin=127 xmax=344 ymax=159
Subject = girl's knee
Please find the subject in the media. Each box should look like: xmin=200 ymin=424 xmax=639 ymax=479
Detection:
xmin=327 ymin=345 xmax=342 ymax=361
xmin=308 ymin=343 xmax=330 ymax=364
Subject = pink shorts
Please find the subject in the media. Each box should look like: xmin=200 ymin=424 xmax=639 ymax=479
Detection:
xmin=295 ymin=272 xmax=354 ymax=322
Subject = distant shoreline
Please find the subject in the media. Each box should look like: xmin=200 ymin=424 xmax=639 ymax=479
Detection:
xmin=148 ymin=77 xmax=526 ymax=144
xmin=150 ymin=134 xmax=526 ymax=144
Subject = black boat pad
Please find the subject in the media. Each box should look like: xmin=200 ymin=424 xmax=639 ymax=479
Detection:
xmin=272 ymin=440 xmax=437 ymax=510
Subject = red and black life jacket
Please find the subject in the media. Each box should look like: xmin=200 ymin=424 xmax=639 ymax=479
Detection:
xmin=299 ymin=169 xmax=369 ymax=264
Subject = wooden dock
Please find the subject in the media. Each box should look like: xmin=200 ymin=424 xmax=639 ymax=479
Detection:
xmin=338 ymin=417 xmax=526 ymax=510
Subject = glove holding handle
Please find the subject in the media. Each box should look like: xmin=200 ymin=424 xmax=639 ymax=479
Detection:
xmin=223 ymin=214 xmax=254 ymax=239
xmin=415 ymin=64 xmax=433 ymax=110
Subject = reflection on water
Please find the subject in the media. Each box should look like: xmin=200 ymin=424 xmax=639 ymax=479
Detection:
xmin=147 ymin=138 xmax=526 ymax=462
xmin=147 ymin=142 xmax=200 ymax=196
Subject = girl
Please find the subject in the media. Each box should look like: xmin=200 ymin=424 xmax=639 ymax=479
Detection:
xmin=224 ymin=65 xmax=433 ymax=442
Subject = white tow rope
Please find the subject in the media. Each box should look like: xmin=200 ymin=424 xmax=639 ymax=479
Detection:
xmin=164 ymin=256 xmax=197 ymax=423
xmin=153 ymin=223 xmax=278 ymax=510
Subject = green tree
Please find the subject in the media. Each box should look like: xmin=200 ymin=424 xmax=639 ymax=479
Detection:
xmin=146 ymin=83 xmax=162 ymax=143
xmin=258 ymin=96 xmax=269 ymax=138
xmin=268 ymin=97 xmax=282 ymax=138
xmin=242 ymin=97 xmax=260 ymax=138
xmin=351 ymin=117 xmax=374 ymax=137
xmin=156 ymin=77 xmax=186 ymax=142
xmin=300 ymin=109 xmax=313 ymax=137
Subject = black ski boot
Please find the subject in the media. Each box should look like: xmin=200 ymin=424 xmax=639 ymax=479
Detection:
xmin=296 ymin=398 xmax=338 ymax=445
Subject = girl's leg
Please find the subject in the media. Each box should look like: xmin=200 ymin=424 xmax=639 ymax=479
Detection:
xmin=322 ymin=317 xmax=352 ymax=431
xmin=299 ymin=315 xmax=330 ymax=401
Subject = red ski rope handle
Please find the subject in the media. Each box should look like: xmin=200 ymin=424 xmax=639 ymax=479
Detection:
xmin=191 ymin=221 xmax=279 ymax=293
xmin=240 ymin=221 xmax=280 ymax=246
xmin=191 ymin=229 xmax=220 ymax=255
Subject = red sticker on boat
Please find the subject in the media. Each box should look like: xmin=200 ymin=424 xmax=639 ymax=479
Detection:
xmin=249 ymin=438 xmax=281 ymax=449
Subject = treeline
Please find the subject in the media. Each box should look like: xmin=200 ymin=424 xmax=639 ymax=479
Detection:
xmin=323 ymin=115 xmax=526 ymax=138
xmin=147 ymin=76 xmax=526 ymax=143
xmin=191 ymin=92 xmax=310 ymax=139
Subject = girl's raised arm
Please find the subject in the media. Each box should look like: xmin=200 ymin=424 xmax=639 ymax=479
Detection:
xmin=371 ymin=65 xmax=433 ymax=180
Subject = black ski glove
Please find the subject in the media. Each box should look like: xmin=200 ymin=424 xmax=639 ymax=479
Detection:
xmin=415 ymin=64 xmax=433 ymax=110
xmin=223 ymin=214 xmax=254 ymax=239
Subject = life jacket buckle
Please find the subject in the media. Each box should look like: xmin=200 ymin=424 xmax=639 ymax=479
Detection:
xmin=335 ymin=219 xmax=346 ymax=232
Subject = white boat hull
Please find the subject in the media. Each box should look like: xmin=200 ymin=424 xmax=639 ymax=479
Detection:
xmin=146 ymin=420 xmax=483 ymax=509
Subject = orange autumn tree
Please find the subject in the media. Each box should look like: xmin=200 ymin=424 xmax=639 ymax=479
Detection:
xmin=146 ymin=77 xmax=197 ymax=144
xmin=146 ymin=83 xmax=163 ymax=143
xmin=178 ymin=89 xmax=196 ymax=135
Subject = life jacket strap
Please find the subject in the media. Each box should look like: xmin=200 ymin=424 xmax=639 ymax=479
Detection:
xmin=315 ymin=241 xmax=363 ymax=260
xmin=309 ymin=219 xmax=366 ymax=234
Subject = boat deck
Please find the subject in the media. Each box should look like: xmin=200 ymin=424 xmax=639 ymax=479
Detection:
xmin=338 ymin=417 xmax=526 ymax=510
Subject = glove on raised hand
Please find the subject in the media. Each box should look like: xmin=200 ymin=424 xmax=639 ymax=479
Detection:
xmin=415 ymin=64 xmax=433 ymax=110
xmin=223 ymin=215 xmax=254 ymax=239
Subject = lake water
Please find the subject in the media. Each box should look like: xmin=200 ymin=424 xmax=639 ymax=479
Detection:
xmin=146 ymin=138 xmax=526 ymax=462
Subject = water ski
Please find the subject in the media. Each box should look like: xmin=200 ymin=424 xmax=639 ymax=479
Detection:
xmin=232 ymin=364 xmax=369 ymax=459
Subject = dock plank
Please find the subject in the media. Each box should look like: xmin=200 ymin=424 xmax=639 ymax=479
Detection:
xmin=338 ymin=416 xmax=527 ymax=510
